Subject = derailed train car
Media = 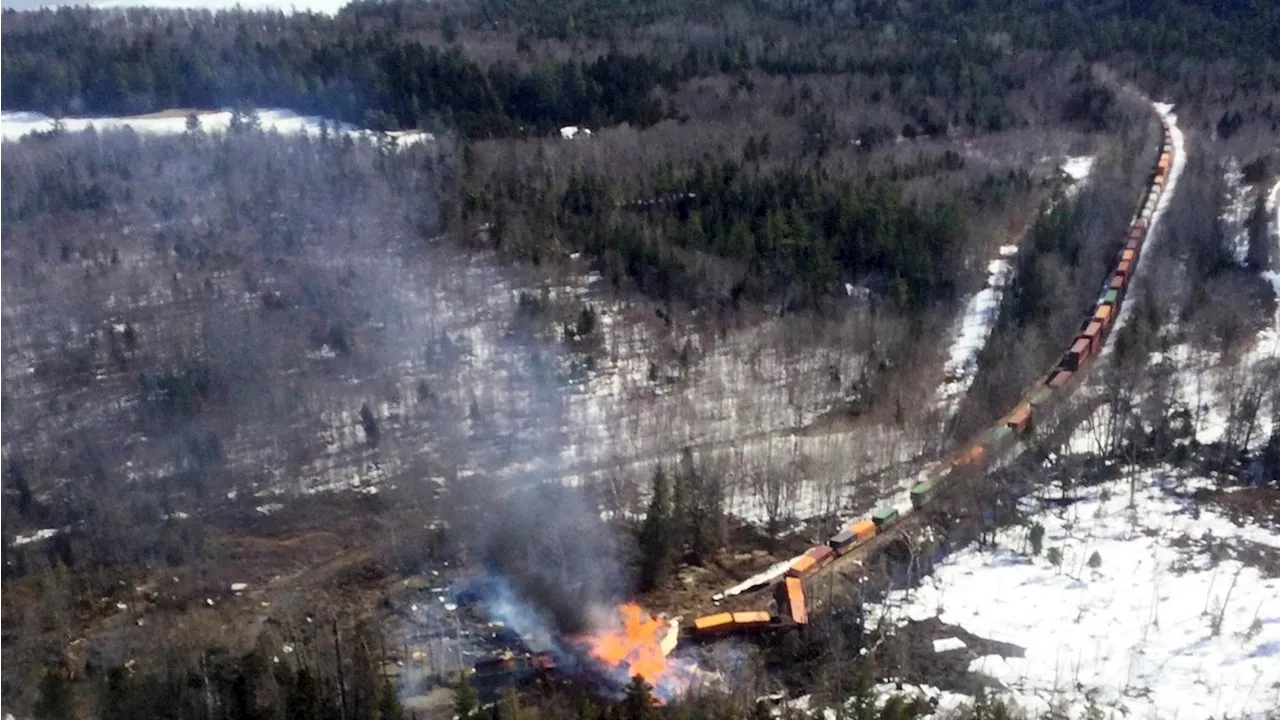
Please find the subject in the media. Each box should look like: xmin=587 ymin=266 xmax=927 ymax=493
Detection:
xmin=690 ymin=111 xmax=1175 ymax=643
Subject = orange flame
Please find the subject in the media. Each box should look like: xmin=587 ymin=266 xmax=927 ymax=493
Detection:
xmin=581 ymin=602 xmax=672 ymax=688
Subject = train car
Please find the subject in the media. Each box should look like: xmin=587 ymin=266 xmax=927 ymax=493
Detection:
xmin=1047 ymin=368 xmax=1073 ymax=389
xmin=775 ymin=577 xmax=809 ymax=625
xmin=1116 ymin=258 xmax=1133 ymax=282
xmin=1061 ymin=337 xmax=1091 ymax=372
xmin=730 ymin=611 xmax=776 ymax=631
xmin=952 ymin=444 xmax=985 ymax=469
xmin=1005 ymin=401 xmax=1032 ymax=433
xmin=1080 ymin=320 xmax=1104 ymax=356
xmin=785 ymin=544 xmax=835 ymax=579
xmin=829 ymin=518 xmax=877 ymax=555
xmin=1107 ymin=273 xmax=1126 ymax=295
xmin=849 ymin=519 xmax=876 ymax=546
xmin=692 ymin=613 xmax=734 ymax=635
xmin=1101 ymin=288 xmax=1120 ymax=308
xmin=828 ymin=526 xmax=857 ymax=553
xmin=910 ymin=477 xmax=937 ymax=510
xmin=689 ymin=611 xmax=777 ymax=638
xmin=871 ymin=507 xmax=900 ymax=531
xmin=1120 ymin=248 xmax=1136 ymax=265
xmin=1092 ymin=304 xmax=1114 ymax=334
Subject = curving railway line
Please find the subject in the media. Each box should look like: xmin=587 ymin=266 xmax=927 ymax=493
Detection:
xmin=684 ymin=103 xmax=1181 ymax=640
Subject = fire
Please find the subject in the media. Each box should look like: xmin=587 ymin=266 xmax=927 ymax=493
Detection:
xmin=580 ymin=602 xmax=677 ymax=689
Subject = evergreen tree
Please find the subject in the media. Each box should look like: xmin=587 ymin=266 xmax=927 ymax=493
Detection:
xmin=622 ymin=675 xmax=657 ymax=720
xmin=455 ymin=672 xmax=480 ymax=720
xmin=378 ymin=678 xmax=405 ymax=720
xmin=638 ymin=465 xmax=673 ymax=591
xmin=33 ymin=671 xmax=74 ymax=720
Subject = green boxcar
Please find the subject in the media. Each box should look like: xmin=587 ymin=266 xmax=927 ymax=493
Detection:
xmin=988 ymin=425 xmax=1012 ymax=448
xmin=871 ymin=507 xmax=900 ymax=529
xmin=1103 ymin=289 xmax=1119 ymax=306
xmin=910 ymin=480 xmax=936 ymax=510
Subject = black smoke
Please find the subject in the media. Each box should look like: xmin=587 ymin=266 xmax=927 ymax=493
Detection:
xmin=472 ymin=480 xmax=625 ymax=637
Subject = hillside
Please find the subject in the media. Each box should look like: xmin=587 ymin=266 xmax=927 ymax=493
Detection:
xmin=3 ymin=2 xmax=1280 ymax=719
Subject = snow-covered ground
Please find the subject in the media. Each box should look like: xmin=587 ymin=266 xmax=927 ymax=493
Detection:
xmin=866 ymin=469 xmax=1280 ymax=720
xmin=1220 ymin=158 xmax=1258 ymax=267
xmin=1061 ymin=156 xmax=1096 ymax=199
xmin=0 ymin=109 xmax=432 ymax=146
xmin=1259 ymin=179 xmax=1280 ymax=358
xmin=935 ymin=244 xmax=1019 ymax=414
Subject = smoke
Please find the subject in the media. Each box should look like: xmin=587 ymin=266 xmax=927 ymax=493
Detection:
xmin=462 ymin=479 xmax=627 ymax=638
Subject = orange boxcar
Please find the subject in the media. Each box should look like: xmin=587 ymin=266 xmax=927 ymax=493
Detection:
xmin=786 ymin=555 xmax=816 ymax=577
xmin=693 ymin=613 xmax=734 ymax=632
xmin=1005 ymin=401 xmax=1032 ymax=432
xmin=850 ymin=519 xmax=876 ymax=543
xmin=953 ymin=445 xmax=986 ymax=468
xmin=1116 ymin=259 xmax=1132 ymax=280
xmin=731 ymin=611 xmax=774 ymax=627
xmin=777 ymin=577 xmax=808 ymax=625
xmin=1121 ymin=249 xmax=1135 ymax=263
xmin=1093 ymin=304 xmax=1113 ymax=329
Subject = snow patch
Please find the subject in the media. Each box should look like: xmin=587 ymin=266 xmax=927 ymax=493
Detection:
xmin=867 ymin=470 xmax=1280 ymax=720
xmin=936 ymin=244 xmax=1019 ymax=412
xmin=12 ymin=528 xmax=60 ymax=546
xmin=559 ymin=126 xmax=592 ymax=140
xmin=1 ymin=109 xmax=433 ymax=147
xmin=932 ymin=637 xmax=967 ymax=653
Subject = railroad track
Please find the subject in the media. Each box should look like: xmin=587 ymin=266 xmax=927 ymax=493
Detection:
xmin=682 ymin=100 xmax=1180 ymax=640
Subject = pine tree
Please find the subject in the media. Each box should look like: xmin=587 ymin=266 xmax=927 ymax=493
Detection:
xmin=638 ymin=465 xmax=673 ymax=591
xmin=454 ymin=673 xmax=479 ymax=720
xmin=622 ymin=675 xmax=656 ymax=720
xmin=33 ymin=671 xmax=74 ymax=720
xmin=378 ymin=677 xmax=405 ymax=720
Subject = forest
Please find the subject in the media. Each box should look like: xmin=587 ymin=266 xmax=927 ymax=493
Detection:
xmin=4 ymin=0 xmax=1280 ymax=719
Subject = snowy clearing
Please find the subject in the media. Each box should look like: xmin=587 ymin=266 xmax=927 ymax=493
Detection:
xmin=0 ymin=109 xmax=432 ymax=146
xmin=867 ymin=469 xmax=1280 ymax=720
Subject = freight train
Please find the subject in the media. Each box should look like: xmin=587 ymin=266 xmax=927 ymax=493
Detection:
xmin=688 ymin=116 xmax=1177 ymax=639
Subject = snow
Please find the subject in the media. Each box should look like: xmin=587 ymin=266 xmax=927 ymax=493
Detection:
xmin=867 ymin=470 xmax=1280 ymax=720
xmin=1259 ymin=179 xmax=1280 ymax=358
xmin=1103 ymin=102 xmax=1186 ymax=348
xmin=932 ymin=637 xmax=967 ymax=653
xmin=559 ymin=126 xmax=592 ymax=140
xmin=1219 ymin=158 xmax=1256 ymax=267
xmin=936 ymin=244 xmax=1019 ymax=413
xmin=1061 ymin=156 xmax=1096 ymax=182
xmin=12 ymin=528 xmax=60 ymax=546
xmin=1 ymin=109 xmax=433 ymax=147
